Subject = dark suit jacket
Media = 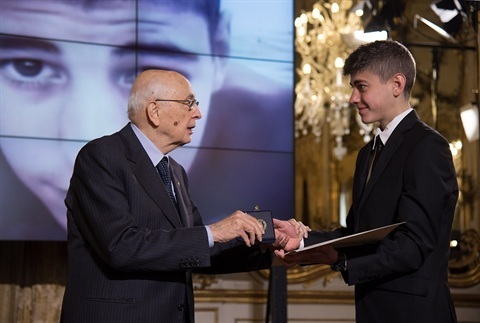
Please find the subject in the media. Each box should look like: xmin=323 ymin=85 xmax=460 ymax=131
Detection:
xmin=60 ymin=124 xmax=271 ymax=323
xmin=306 ymin=111 xmax=458 ymax=323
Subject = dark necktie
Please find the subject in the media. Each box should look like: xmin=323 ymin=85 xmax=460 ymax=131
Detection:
xmin=156 ymin=157 xmax=178 ymax=208
xmin=366 ymin=135 xmax=384 ymax=184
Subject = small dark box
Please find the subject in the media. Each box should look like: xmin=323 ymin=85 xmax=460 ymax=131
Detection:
xmin=247 ymin=210 xmax=275 ymax=244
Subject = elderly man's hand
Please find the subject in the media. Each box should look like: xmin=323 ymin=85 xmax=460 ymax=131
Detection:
xmin=209 ymin=210 xmax=265 ymax=247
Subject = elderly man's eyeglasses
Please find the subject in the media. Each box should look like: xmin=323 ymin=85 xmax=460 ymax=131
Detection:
xmin=155 ymin=99 xmax=199 ymax=111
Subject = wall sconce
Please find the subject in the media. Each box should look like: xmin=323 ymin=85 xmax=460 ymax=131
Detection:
xmin=460 ymin=103 xmax=479 ymax=142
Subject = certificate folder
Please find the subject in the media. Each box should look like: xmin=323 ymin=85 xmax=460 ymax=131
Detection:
xmin=288 ymin=221 xmax=406 ymax=255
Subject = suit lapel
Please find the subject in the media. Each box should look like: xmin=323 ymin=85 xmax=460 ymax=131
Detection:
xmin=358 ymin=110 xmax=419 ymax=207
xmin=357 ymin=143 xmax=374 ymax=196
xmin=119 ymin=124 xmax=183 ymax=228
xmin=169 ymin=158 xmax=193 ymax=228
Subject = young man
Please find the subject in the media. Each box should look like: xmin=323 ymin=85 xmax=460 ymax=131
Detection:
xmin=276 ymin=40 xmax=459 ymax=323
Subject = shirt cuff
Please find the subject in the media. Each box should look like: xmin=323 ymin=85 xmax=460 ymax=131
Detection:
xmin=205 ymin=225 xmax=214 ymax=247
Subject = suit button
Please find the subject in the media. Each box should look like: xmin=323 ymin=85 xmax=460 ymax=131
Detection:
xmin=177 ymin=304 xmax=185 ymax=311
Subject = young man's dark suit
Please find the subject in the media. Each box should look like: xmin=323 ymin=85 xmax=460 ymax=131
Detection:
xmin=61 ymin=124 xmax=271 ymax=323
xmin=306 ymin=110 xmax=458 ymax=323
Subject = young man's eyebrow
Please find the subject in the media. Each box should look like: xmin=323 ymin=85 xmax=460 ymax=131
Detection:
xmin=121 ymin=41 xmax=201 ymax=60
xmin=0 ymin=35 xmax=202 ymax=63
xmin=0 ymin=35 xmax=60 ymax=53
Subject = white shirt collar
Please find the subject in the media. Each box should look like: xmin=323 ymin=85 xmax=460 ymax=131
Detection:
xmin=374 ymin=108 xmax=413 ymax=148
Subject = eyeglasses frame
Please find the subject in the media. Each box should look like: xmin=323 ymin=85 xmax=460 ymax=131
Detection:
xmin=155 ymin=99 xmax=199 ymax=111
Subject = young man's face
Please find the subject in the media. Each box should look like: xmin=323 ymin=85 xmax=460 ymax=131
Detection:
xmin=0 ymin=0 xmax=223 ymax=229
xmin=348 ymin=70 xmax=398 ymax=129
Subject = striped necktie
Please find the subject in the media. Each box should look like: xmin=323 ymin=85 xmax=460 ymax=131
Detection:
xmin=156 ymin=157 xmax=178 ymax=207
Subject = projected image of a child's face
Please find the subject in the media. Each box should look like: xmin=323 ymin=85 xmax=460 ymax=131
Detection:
xmin=0 ymin=0 xmax=295 ymax=239
xmin=0 ymin=0 xmax=224 ymax=231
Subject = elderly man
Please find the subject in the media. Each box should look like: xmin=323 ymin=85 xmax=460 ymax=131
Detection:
xmin=61 ymin=69 xmax=298 ymax=323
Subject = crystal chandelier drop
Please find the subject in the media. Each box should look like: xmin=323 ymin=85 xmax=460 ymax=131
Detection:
xmin=294 ymin=0 xmax=378 ymax=160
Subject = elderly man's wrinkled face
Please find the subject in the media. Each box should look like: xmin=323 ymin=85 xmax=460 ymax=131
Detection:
xmin=152 ymin=73 xmax=203 ymax=151
xmin=0 ymin=0 xmax=222 ymax=229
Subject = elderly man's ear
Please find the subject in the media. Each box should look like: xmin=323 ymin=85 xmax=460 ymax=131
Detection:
xmin=147 ymin=101 xmax=161 ymax=126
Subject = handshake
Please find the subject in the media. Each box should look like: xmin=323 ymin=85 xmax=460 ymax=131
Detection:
xmin=208 ymin=210 xmax=309 ymax=250
xmin=208 ymin=210 xmax=339 ymax=267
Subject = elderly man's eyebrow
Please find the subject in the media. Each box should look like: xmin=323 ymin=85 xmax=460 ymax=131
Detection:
xmin=0 ymin=35 xmax=61 ymax=53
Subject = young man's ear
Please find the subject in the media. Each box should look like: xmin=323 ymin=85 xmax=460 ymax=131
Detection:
xmin=392 ymin=73 xmax=406 ymax=98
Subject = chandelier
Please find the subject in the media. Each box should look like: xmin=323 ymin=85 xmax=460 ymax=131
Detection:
xmin=294 ymin=0 xmax=380 ymax=160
